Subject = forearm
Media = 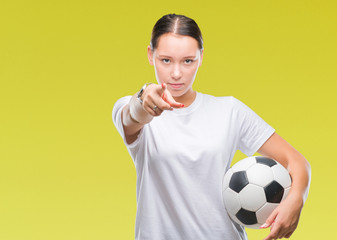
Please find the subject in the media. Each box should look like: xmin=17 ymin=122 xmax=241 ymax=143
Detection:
xmin=286 ymin=150 xmax=311 ymax=204
xmin=122 ymin=94 xmax=153 ymax=144
xmin=122 ymin=102 xmax=144 ymax=136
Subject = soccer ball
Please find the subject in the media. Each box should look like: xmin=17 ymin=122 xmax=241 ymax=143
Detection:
xmin=222 ymin=156 xmax=292 ymax=229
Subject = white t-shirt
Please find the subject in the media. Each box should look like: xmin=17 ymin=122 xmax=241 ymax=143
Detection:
xmin=112 ymin=92 xmax=275 ymax=240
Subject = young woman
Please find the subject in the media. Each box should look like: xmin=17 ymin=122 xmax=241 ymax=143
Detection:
xmin=113 ymin=14 xmax=311 ymax=240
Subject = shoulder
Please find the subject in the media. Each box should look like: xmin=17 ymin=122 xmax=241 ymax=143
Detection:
xmin=197 ymin=93 xmax=253 ymax=117
xmin=198 ymin=92 xmax=241 ymax=107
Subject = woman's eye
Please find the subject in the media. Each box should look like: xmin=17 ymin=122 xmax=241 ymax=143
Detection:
xmin=185 ymin=59 xmax=194 ymax=64
xmin=162 ymin=59 xmax=170 ymax=64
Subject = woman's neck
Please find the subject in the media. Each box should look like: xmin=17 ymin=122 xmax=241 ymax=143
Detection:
xmin=173 ymin=90 xmax=196 ymax=107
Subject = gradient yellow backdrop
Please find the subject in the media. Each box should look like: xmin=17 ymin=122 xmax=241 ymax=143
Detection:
xmin=1 ymin=0 xmax=336 ymax=239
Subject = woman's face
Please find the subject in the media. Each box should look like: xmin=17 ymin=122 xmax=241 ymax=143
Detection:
xmin=147 ymin=32 xmax=203 ymax=100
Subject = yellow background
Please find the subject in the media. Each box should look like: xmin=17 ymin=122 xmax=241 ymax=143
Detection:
xmin=1 ymin=0 xmax=336 ymax=239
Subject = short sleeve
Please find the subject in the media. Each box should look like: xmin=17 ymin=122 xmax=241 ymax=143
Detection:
xmin=233 ymin=97 xmax=275 ymax=156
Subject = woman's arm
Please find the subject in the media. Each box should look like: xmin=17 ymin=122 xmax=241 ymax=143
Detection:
xmin=257 ymin=132 xmax=311 ymax=240
xmin=122 ymin=83 xmax=183 ymax=144
xmin=121 ymin=94 xmax=150 ymax=144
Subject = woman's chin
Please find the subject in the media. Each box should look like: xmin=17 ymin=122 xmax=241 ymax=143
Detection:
xmin=170 ymin=90 xmax=186 ymax=98
xmin=171 ymin=89 xmax=195 ymax=101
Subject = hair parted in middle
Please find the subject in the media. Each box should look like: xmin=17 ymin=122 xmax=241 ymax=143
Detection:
xmin=150 ymin=14 xmax=203 ymax=51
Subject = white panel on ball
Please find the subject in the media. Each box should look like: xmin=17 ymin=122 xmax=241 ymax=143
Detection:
xmin=256 ymin=202 xmax=279 ymax=224
xmin=239 ymin=184 xmax=266 ymax=211
xmin=231 ymin=156 xmax=256 ymax=172
xmin=246 ymin=164 xmax=273 ymax=187
xmin=223 ymin=188 xmax=241 ymax=215
xmin=271 ymin=164 xmax=292 ymax=188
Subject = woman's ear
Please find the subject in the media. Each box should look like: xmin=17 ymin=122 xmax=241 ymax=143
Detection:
xmin=199 ymin=49 xmax=204 ymax=67
xmin=147 ymin=45 xmax=154 ymax=65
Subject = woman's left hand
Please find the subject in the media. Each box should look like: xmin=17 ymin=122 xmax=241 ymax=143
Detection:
xmin=261 ymin=192 xmax=303 ymax=239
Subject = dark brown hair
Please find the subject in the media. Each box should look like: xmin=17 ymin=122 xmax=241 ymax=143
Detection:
xmin=150 ymin=14 xmax=203 ymax=51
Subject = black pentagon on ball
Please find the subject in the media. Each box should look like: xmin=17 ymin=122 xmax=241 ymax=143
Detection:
xmin=256 ymin=156 xmax=277 ymax=167
xmin=264 ymin=180 xmax=285 ymax=203
xmin=229 ymin=171 xmax=249 ymax=193
xmin=236 ymin=208 xmax=258 ymax=225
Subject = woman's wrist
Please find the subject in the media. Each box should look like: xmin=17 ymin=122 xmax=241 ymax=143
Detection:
xmin=129 ymin=93 xmax=153 ymax=124
xmin=137 ymin=83 xmax=153 ymax=104
xmin=286 ymin=188 xmax=304 ymax=209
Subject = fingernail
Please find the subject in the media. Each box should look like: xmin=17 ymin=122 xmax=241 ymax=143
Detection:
xmin=181 ymin=104 xmax=184 ymax=107
xmin=260 ymin=223 xmax=268 ymax=229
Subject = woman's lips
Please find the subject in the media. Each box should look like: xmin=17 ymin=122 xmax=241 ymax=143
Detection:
xmin=168 ymin=83 xmax=184 ymax=89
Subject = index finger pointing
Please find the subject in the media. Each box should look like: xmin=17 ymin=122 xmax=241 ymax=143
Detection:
xmin=160 ymin=85 xmax=184 ymax=108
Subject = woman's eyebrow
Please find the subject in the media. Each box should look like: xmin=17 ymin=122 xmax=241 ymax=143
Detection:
xmin=184 ymin=55 xmax=197 ymax=59
xmin=158 ymin=54 xmax=196 ymax=59
xmin=157 ymin=54 xmax=172 ymax=58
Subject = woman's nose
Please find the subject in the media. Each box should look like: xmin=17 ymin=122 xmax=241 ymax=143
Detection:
xmin=171 ymin=64 xmax=182 ymax=80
